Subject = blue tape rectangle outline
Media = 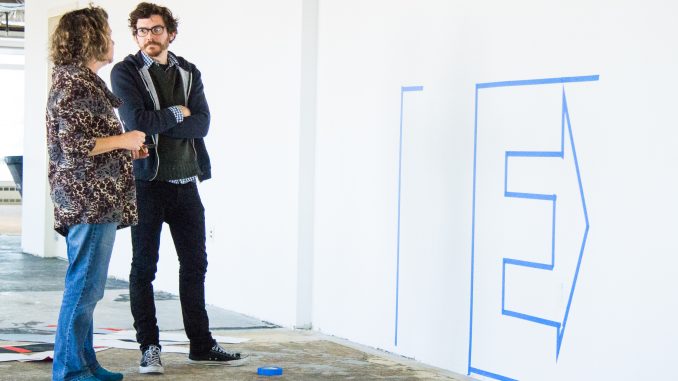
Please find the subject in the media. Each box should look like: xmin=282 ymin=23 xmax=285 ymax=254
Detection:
xmin=395 ymin=85 xmax=424 ymax=346
xmin=468 ymin=75 xmax=598 ymax=381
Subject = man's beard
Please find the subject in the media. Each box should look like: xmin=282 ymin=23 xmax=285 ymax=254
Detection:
xmin=143 ymin=40 xmax=169 ymax=57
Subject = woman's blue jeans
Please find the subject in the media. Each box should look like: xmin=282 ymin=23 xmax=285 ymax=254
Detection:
xmin=52 ymin=223 xmax=117 ymax=381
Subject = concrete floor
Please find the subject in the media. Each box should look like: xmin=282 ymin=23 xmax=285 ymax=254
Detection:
xmin=1 ymin=329 xmax=463 ymax=380
xmin=0 ymin=220 xmax=469 ymax=380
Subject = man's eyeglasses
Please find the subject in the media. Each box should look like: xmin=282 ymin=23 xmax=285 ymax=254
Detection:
xmin=135 ymin=25 xmax=165 ymax=37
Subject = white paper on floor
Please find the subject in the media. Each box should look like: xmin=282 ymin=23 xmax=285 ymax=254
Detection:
xmin=35 ymin=325 xmax=124 ymax=335
xmin=93 ymin=338 xmax=190 ymax=353
xmin=102 ymin=330 xmax=249 ymax=344
xmin=0 ymin=346 xmax=108 ymax=362
xmin=30 ymin=325 xmax=248 ymax=344
xmin=0 ymin=334 xmax=55 ymax=344
xmin=0 ymin=327 xmax=249 ymax=361
xmin=0 ymin=351 xmax=54 ymax=362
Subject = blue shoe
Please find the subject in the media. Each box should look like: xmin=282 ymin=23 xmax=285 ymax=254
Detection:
xmin=92 ymin=366 xmax=123 ymax=381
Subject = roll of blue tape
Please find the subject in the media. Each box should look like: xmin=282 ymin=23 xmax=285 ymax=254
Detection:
xmin=257 ymin=366 xmax=283 ymax=376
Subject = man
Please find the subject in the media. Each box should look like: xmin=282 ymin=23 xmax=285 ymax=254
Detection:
xmin=111 ymin=2 xmax=246 ymax=374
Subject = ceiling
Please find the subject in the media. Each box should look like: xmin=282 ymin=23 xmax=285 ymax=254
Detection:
xmin=0 ymin=0 xmax=24 ymax=39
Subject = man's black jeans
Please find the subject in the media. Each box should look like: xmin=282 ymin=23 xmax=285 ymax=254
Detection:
xmin=129 ymin=180 xmax=214 ymax=354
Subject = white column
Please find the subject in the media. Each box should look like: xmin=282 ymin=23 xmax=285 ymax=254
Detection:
xmin=295 ymin=0 xmax=319 ymax=329
xmin=22 ymin=1 xmax=78 ymax=257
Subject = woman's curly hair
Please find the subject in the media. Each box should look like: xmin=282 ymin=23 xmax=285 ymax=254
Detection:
xmin=49 ymin=5 xmax=111 ymax=66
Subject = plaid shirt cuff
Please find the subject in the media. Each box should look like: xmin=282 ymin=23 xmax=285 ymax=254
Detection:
xmin=169 ymin=106 xmax=184 ymax=123
xmin=168 ymin=176 xmax=197 ymax=184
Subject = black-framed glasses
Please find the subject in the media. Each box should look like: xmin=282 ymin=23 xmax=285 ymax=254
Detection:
xmin=135 ymin=25 xmax=165 ymax=37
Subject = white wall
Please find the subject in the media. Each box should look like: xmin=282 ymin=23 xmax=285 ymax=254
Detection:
xmin=22 ymin=0 xmax=678 ymax=379
xmin=313 ymin=0 xmax=470 ymax=372
xmin=23 ymin=0 xmax=78 ymax=257
xmin=313 ymin=0 xmax=678 ymax=380
xmin=96 ymin=0 xmax=309 ymax=328
xmin=24 ymin=0 xmax=309 ymax=327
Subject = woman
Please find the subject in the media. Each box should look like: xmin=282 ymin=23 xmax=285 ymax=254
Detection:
xmin=47 ymin=5 xmax=147 ymax=381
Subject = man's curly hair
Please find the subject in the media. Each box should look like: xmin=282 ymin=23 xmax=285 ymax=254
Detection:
xmin=49 ymin=5 xmax=111 ymax=66
xmin=128 ymin=2 xmax=178 ymax=36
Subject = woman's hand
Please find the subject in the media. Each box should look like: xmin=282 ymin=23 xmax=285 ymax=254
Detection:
xmin=89 ymin=130 xmax=147 ymax=157
xmin=118 ymin=130 xmax=147 ymax=151
xmin=132 ymin=145 xmax=150 ymax=160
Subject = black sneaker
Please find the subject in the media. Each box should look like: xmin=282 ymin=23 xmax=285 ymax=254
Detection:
xmin=188 ymin=343 xmax=248 ymax=366
xmin=139 ymin=344 xmax=164 ymax=374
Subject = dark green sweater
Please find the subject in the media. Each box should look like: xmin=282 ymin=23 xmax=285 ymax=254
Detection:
xmin=149 ymin=63 xmax=201 ymax=181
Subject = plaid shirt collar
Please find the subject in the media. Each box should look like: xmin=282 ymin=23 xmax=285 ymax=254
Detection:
xmin=140 ymin=50 xmax=179 ymax=69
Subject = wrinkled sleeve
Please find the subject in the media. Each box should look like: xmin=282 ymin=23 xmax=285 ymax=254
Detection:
xmin=111 ymin=62 xmax=179 ymax=134
xmin=161 ymin=66 xmax=210 ymax=139
xmin=52 ymin=81 xmax=97 ymax=158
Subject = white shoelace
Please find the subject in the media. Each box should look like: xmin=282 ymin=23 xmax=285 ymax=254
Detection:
xmin=213 ymin=344 xmax=239 ymax=358
xmin=145 ymin=346 xmax=162 ymax=365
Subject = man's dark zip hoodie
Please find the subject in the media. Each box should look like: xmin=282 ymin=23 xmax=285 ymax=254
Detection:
xmin=111 ymin=50 xmax=212 ymax=182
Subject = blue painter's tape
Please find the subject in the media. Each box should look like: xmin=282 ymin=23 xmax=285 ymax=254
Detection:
xmin=469 ymin=367 xmax=519 ymax=381
xmin=394 ymin=84 xmax=424 ymax=347
xmin=469 ymin=75 xmax=598 ymax=380
xmin=257 ymin=366 xmax=283 ymax=376
xmin=402 ymin=85 xmax=424 ymax=92
xmin=476 ymin=75 xmax=599 ymax=89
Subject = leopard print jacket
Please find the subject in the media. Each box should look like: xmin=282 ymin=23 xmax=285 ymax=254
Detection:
xmin=46 ymin=65 xmax=138 ymax=236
